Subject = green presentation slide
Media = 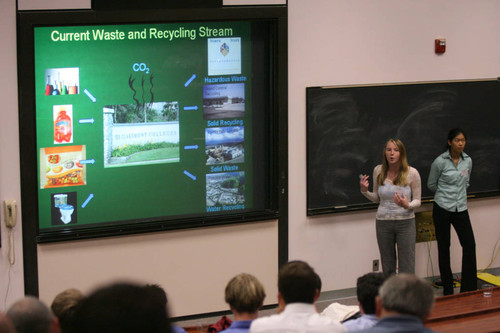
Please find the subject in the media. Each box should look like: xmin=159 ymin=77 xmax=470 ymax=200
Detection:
xmin=34 ymin=21 xmax=253 ymax=230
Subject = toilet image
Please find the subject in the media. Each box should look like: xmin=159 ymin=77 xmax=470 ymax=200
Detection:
xmin=59 ymin=204 xmax=74 ymax=224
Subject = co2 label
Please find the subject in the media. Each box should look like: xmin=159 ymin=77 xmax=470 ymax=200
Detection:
xmin=133 ymin=63 xmax=150 ymax=74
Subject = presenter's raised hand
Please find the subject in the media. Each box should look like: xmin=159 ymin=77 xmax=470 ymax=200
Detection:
xmin=360 ymin=174 xmax=370 ymax=192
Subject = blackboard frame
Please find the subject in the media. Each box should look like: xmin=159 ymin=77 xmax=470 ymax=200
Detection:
xmin=306 ymin=79 xmax=500 ymax=216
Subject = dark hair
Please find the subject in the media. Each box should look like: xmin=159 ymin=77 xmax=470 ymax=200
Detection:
xmin=446 ymin=128 xmax=467 ymax=150
xmin=356 ymin=273 xmax=387 ymax=314
xmin=71 ymin=282 xmax=172 ymax=333
xmin=144 ymin=284 xmax=168 ymax=305
xmin=314 ymin=272 xmax=322 ymax=293
xmin=278 ymin=261 xmax=319 ymax=304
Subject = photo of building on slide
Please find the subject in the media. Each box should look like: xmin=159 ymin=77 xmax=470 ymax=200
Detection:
xmin=205 ymin=126 xmax=244 ymax=165
xmin=103 ymin=102 xmax=180 ymax=167
xmin=206 ymin=171 xmax=245 ymax=208
xmin=203 ymin=83 xmax=245 ymax=119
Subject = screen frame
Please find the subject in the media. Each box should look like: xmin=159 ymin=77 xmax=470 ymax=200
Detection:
xmin=17 ymin=6 xmax=288 ymax=243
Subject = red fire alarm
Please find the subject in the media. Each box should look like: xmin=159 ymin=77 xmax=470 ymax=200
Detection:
xmin=435 ymin=38 xmax=446 ymax=54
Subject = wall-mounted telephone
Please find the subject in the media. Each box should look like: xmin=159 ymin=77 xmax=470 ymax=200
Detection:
xmin=4 ymin=200 xmax=17 ymax=228
xmin=3 ymin=199 xmax=17 ymax=264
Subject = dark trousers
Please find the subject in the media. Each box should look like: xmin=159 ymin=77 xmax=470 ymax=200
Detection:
xmin=433 ymin=203 xmax=477 ymax=295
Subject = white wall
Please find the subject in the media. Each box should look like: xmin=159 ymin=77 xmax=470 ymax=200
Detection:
xmin=288 ymin=0 xmax=500 ymax=292
xmin=2 ymin=0 xmax=500 ymax=317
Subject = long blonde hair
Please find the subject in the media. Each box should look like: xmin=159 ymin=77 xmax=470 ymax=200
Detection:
xmin=378 ymin=139 xmax=409 ymax=186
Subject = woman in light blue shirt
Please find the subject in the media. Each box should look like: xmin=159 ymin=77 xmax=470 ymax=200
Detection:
xmin=427 ymin=128 xmax=477 ymax=295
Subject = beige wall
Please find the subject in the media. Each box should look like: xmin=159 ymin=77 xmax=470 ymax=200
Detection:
xmin=1 ymin=0 xmax=500 ymax=317
xmin=37 ymin=221 xmax=278 ymax=316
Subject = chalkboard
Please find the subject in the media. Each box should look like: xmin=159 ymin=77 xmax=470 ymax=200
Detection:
xmin=306 ymin=79 xmax=500 ymax=215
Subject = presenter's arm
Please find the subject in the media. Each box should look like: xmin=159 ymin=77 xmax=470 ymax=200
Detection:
xmin=427 ymin=158 xmax=441 ymax=193
xmin=361 ymin=166 xmax=381 ymax=203
xmin=407 ymin=168 xmax=421 ymax=210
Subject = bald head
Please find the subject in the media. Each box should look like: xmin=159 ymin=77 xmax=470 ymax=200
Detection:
xmin=379 ymin=273 xmax=435 ymax=321
xmin=6 ymin=296 xmax=59 ymax=333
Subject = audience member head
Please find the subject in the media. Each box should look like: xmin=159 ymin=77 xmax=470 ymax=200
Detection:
xmin=314 ymin=272 xmax=322 ymax=294
xmin=0 ymin=311 xmax=17 ymax=333
xmin=278 ymin=260 xmax=320 ymax=305
xmin=6 ymin=296 xmax=60 ymax=333
xmin=378 ymin=273 xmax=435 ymax=321
xmin=224 ymin=273 xmax=266 ymax=318
xmin=50 ymin=288 xmax=84 ymax=333
xmin=71 ymin=282 xmax=172 ymax=333
xmin=356 ymin=273 xmax=387 ymax=315
xmin=144 ymin=284 xmax=168 ymax=306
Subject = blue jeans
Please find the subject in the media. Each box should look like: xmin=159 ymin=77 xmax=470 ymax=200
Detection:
xmin=376 ymin=218 xmax=416 ymax=275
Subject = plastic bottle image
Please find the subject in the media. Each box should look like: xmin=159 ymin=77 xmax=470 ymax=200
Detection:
xmin=52 ymin=72 xmax=61 ymax=95
xmin=68 ymin=82 xmax=77 ymax=95
xmin=45 ymin=74 xmax=53 ymax=96
xmin=61 ymin=80 xmax=67 ymax=95
xmin=52 ymin=82 xmax=60 ymax=95
xmin=54 ymin=108 xmax=72 ymax=143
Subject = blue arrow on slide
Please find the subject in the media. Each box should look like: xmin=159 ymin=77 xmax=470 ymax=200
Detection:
xmin=79 ymin=159 xmax=95 ymax=165
xmin=184 ymin=145 xmax=199 ymax=150
xmin=81 ymin=193 xmax=94 ymax=208
xmin=184 ymin=74 xmax=197 ymax=87
xmin=184 ymin=170 xmax=197 ymax=181
xmin=183 ymin=106 xmax=199 ymax=111
xmin=83 ymin=89 xmax=97 ymax=103
xmin=79 ymin=118 xmax=95 ymax=124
